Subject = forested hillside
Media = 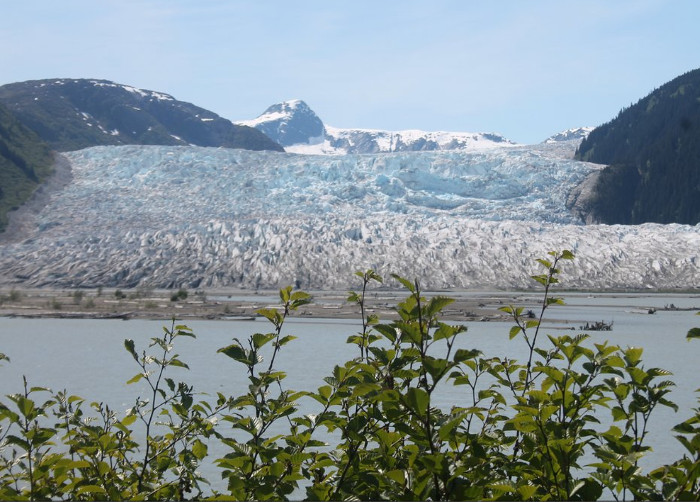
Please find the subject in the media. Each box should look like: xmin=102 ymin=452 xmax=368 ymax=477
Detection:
xmin=576 ymin=68 xmax=700 ymax=224
xmin=0 ymin=79 xmax=283 ymax=152
xmin=0 ymin=103 xmax=53 ymax=231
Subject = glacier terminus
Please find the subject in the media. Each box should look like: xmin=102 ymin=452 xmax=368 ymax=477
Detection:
xmin=0 ymin=137 xmax=700 ymax=289
xmin=1 ymin=139 xmax=699 ymax=291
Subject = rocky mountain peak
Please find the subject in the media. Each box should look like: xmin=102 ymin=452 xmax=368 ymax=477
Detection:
xmin=543 ymin=127 xmax=594 ymax=144
xmin=238 ymin=100 xmax=521 ymax=154
xmin=239 ymin=99 xmax=325 ymax=147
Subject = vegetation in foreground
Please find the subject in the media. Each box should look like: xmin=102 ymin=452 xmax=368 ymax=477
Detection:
xmin=0 ymin=252 xmax=699 ymax=500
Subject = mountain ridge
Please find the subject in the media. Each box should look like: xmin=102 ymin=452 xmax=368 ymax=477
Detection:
xmin=237 ymin=99 xmax=525 ymax=155
xmin=576 ymin=67 xmax=700 ymax=224
xmin=0 ymin=78 xmax=284 ymax=152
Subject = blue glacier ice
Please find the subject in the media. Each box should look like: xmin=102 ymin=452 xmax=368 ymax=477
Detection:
xmin=1 ymin=144 xmax=699 ymax=290
xmin=56 ymin=143 xmax=599 ymax=224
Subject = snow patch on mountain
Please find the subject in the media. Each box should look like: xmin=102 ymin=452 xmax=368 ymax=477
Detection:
xmin=237 ymin=99 xmax=325 ymax=147
xmin=237 ymin=99 xmax=519 ymax=154
xmin=543 ymin=127 xmax=594 ymax=144
xmin=1 ymin=144 xmax=699 ymax=291
xmin=286 ymin=125 xmax=519 ymax=155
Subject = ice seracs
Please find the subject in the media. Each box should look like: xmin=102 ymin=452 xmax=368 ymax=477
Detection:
xmin=1 ymin=143 xmax=699 ymax=291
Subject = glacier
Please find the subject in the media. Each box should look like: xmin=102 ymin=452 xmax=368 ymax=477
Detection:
xmin=1 ymin=143 xmax=700 ymax=290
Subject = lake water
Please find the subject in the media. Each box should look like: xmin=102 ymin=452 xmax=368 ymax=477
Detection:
xmin=1 ymin=292 xmax=699 ymax=494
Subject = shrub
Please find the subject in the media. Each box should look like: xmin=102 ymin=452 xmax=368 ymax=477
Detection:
xmin=170 ymin=288 xmax=188 ymax=302
xmin=72 ymin=290 xmax=84 ymax=305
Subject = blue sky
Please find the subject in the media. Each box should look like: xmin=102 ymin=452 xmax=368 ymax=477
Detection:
xmin=3 ymin=0 xmax=699 ymax=144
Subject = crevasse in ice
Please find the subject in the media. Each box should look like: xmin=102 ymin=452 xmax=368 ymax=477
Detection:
xmin=1 ymin=144 xmax=699 ymax=290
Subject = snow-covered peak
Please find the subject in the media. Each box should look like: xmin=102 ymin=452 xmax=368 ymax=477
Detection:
xmin=238 ymin=99 xmax=312 ymax=126
xmin=238 ymin=100 xmax=519 ymax=154
xmin=237 ymin=99 xmax=324 ymax=147
xmin=543 ymin=127 xmax=594 ymax=144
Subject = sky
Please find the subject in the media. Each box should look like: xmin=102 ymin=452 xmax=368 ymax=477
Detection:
xmin=3 ymin=0 xmax=699 ymax=144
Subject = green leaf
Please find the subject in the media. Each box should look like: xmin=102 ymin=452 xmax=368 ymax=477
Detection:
xmin=346 ymin=334 xmax=363 ymax=346
xmin=404 ymin=387 xmax=429 ymax=416
xmin=175 ymin=325 xmax=195 ymax=337
xmin=352 ymin=382 xmax=380 ymax=397
xmin=279 ymin=285 xmax=292 ymax=303
xmin=424 ymin=357 xmax=449 ymax=381
xmin=453 ymin=348 xmax=480 ymax=363
xmin=278 ymin=335 xmax=297 ymax=347
xmin=374 ymin=323 xmax=399 ymax=342
xmin=531 ymin=274 xmax=548 ymax=286
xmin=433 ymin=322 xmax=464 ymax=341
xmin=385 ymin=469 xmax=406 ymax=485
xmin=611 ymin=406 xmax=628 ymax=422
xmin=624 ymin=346 xmax=644 ymax=365
xmin=121 ymin=413 xmax=137 ymax=426
xmin=124 ymin=339 xmax=138 ymax=361
xmin=16 ymin=396 xmax=35 ymax=418
xmin=218 ymin=343 xmax=248 ymax=363
xmin=317 ymin=385 xmax=332 ymax=401
xmin=687 ymin=327 xmax=700 ymax=340
xmin=391 ymin=274 xmax=416 ymax=293
xmin=6 ymin=434 xmax=30 ymax=450
xmin=438 ymin=415 xmax=464 ymax=441
xmin=490 ymin=483 xmax=515 ymax=494
xmin=509 ymin=325 xmax=522 ymax=339
xmin=560 ymin=249 xmax=575 ymax=260
xmin=68 ymin=460 xmax=92 ymax=469
xmin=192 ymin=439 xmax=208 ymax=460
xmin=525 ymin=319 xmax=540 ymax=329
xmin=28 ymin=386 xmax=51 ymax=393
xmin=290 ymin=290 xmax=312 ymax=303
xmin=168 ymin=358 xmax=189 ymax=369
xmin=257 ymin=307 xmax=282 ymax=324
xmin=627 ymin=366 xmax=647 ymax=385
xmin=126 ymin=373 xmax=144 ymax=385
xmin=76 ymin=485 xmax=107 ymax=495
xmin=182 ymin=393 xmax=193 ymax=410
xmin=517 ymin=484 xmax=538 ymax=499
xmin=252 ymin=332 xmax=275 ymax=349
xmin=425 ymin=296 xmax=454 ymax=317
xmin=165 ymin=377 xmax=175 ymax=391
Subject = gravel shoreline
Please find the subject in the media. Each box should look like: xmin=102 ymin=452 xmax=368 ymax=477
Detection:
xmin=0 ymin=287 xmax=514 ymax=323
